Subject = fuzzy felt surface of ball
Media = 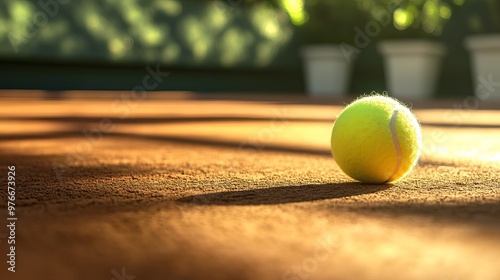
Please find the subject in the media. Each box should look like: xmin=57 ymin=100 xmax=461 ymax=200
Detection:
xmin=330 ymin=95 xmax=422 ymax=183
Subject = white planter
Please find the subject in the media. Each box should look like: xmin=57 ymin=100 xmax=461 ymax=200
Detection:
xmin=465 ymin=34 xmax=500 ymax=101
xmin=301 ymin=45 xmax=355 ymax=97
xmin=378 ymin=40 xmax=446 ymax=100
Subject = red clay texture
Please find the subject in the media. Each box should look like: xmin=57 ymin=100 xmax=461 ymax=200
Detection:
xmin=0 ymin=91 xmax=499 ymax=280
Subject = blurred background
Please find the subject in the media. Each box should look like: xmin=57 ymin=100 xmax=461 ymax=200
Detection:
xmin=0 ymin=0 xmax=499 ymax=99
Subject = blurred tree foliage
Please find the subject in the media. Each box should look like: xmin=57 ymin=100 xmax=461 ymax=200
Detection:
xmin=240 ymin=0 xmax=371 ymax=43
xmin=0 ymin=0 xmax=299 ymax=67
xmin=250 ymin=0 xmax=500 ymax=42
xmin=297 ymin=0 xmax=371 ymax=44
xmin=367 ymin=0 xmax=454 ymax=36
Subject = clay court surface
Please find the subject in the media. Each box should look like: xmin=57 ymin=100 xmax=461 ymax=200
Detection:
xmin=0 ymin=91 xmax=499 ymax=280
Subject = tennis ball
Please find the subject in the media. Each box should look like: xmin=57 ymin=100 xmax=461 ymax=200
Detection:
xmin=330 ymin=95 xmax=422 ymax=184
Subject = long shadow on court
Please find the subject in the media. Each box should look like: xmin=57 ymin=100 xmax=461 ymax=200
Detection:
xmin=0 ymin=131 xmax=331 ymax=156
xmin=178 ymin=183 xmax=390 ymax=205
xmin=178 ymin=183 xmax=500 ymax=228
xmin=0 ymin=132 xmax=467 ymax=167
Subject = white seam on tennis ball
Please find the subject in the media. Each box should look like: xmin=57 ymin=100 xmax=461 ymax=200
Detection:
xmin=386 ymin=107 xmax=402 ymax=182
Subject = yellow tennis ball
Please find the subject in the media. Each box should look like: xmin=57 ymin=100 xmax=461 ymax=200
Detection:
xmin=331 ymin=95 xmax=422 ymax=184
